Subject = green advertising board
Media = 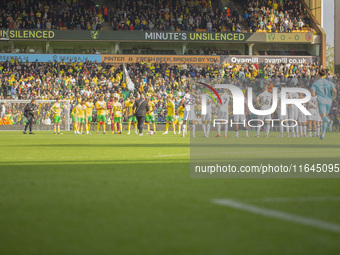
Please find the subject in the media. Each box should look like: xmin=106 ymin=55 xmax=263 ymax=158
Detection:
xmin=0 ymin=29 xmax=315 ymax=44
xmin=0 ymin=29 xmax=262 ymax=42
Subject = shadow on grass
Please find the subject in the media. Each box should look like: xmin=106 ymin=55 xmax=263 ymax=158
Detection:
xmin=5 ymin=143 xmax=340 ymax=149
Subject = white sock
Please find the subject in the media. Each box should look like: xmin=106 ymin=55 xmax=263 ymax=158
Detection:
xmin=317 ymin=125 xmax=320 ymax=136
xmin=257 ymin=126 xmax=260 ymax=136
xmin=182 ymin=124 xmax=186 ymax=134
xmin=192 ymin=124 xmax=195 ymax=136
xmin=266 ymin=123 xmax=270 ymax=136
xmin=235 ymin=130 xmax=239 ymax=136
xmin=245 ymin=130 xmax=248 ymax=136
xmin=207 ymin=124 xmax=210 ymax=136
xmin=299 ymin=125 xmax=303 ymax=136
xmin=217 ymin=124 xmax=221 ymax=135
xmin=202 ymin=124 xmax=206 ymax=136
xmin=224 ymin=124 xmax=228 ymax=136
xmin=286 ymin=126 xmax=290 ymax=136
xmin=279 ymin=124 xmax=283 ymax=135
xmin=303 ymin=125 xmax=307 ymax=136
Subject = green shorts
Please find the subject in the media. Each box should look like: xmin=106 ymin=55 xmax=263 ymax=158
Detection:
xmin=79 ymin=118 xmax=85 ymax=124
xmin=97 ymin=115 xmax=106 ymax=122
xmin=178 ymin=117 xmax=183 ymax=122
xmin=71 ymin=114 xmax=77 ymax=122
xmin=128 ymin=116 xmax=137 ymax=123
xmin=53 ymin=116 xmax=61 ymax=123
xmin=146 ymin=115 xmax=155 ymax=122
xmin=87 ymin=116 xmax=92 ymax=122
xmin=166 ymin=115 xmax=174 ymax=122
xmin=114 ymin=117 xmax=122 ymax=123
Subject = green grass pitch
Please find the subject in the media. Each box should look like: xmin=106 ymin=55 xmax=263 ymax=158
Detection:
xmin=0 ymin=131 xmax=340 ymax=254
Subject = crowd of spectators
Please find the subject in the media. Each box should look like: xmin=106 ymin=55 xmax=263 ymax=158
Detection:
xmin=0 ymin=59 xmax=338 ymax=125
xmin=110 ymin=0 xmax=243 ymax=32
xmin=0 ymin=0 xmax=315 ymax=33
xmin=240 ymin=0 xmax=311 ymax=32
xmin=0 ymin=0 xmax=107 ymax=30
xmin=109 ymin=0 xmax=312 ymax=33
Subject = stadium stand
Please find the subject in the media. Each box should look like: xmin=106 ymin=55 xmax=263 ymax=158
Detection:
xmin=0 ymin=0 xmax=106 ymax=30
xmin=237 ymin=0 xmax=311 ymax=32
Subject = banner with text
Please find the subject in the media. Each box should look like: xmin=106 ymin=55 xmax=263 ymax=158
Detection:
xmin=0 ymin=29 xmax=263 ymax=42
xmin=221 ymin=55 xmax=316 ymax=65
xmin=0 ymin=54 xmax=101 ymax=62
xmin=102 ymin=55 xmax=220 ymax=64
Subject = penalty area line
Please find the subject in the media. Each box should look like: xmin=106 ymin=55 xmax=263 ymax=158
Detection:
xmin=212 ymin=199 xmax=340 ymax=234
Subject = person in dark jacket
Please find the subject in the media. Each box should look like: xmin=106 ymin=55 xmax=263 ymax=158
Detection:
xmin=133 ymin=94 xmax=150 ymax=136
xmin=23 ymin=98 xmax=37 ymax=134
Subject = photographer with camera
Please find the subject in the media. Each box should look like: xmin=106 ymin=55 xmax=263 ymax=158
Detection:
xmin=23 ymin=98 xmax=37 ymax=134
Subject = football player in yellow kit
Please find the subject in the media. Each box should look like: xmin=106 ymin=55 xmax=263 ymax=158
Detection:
xmin=145 ymin=97 xmax=156 ymax=134
xmin=76 ymin=100 xmax=87 ymax=134
xmin=125 ymin=97 xmax=138 ymax=134
xmin=85 ymin=97 xmax=94 ymax=134
xmin=177 ymin=98 xmax=185 ymax=135
xmin=163 ymin=96 xmax=176 ymax=134
xmin=50 ymin=97 xmax=63 ymax=135
xmin=95 ymin=94 xmax=107 ymax=134
xmin=112 ymin=95 xmax=123 ymax=134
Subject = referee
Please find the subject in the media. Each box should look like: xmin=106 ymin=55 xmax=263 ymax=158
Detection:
xmin=133 ymin=94 xmax=149 ymax=136
xmin=23 ymin=98 xmax=36 ymax=134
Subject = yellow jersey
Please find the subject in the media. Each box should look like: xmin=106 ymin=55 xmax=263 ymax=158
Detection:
xmin=147 ymin=101 xmax=155 ymax=116
xmin=95 ymin=101 xmax=107 ymax=116
xmin=51 ymin=102 xmax=62 ymax=116
xmin=85 ymin=102 xmax=94 ymax=116
xmin=178 ymin=105 xmax=185 ymax=118
xmin=113 ymin=102 xmax=122 ymax=117
xmin=77 ymin=104 xmax=86 ymax=119
xmin=166 ymin=101 xmax=175 ymax=116
xmin=125 ymin=101 xmax=134 ymax=115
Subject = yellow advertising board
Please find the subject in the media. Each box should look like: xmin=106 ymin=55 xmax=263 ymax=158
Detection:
xmin=266 ymin=32 xmax=313 ymax=43
xmin=102 ymin=55 xmax=220 ymax=64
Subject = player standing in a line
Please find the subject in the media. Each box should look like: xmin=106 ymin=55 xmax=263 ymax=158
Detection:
xmin=232 ymin=100 xmax=249 ymax=138
xmin=96 ymin=94 xmax=107 ymax=134
xmin=107 ymin=95 xmax=115 ymax=134
xmin=287 ymin=91 xmax=299 ymax=137
xmin=182 ymin=88 xmax=195 ymax=138
xmin=311 ymin=69 xmax=337 ymax=140
xmin=163 ymin=95 xmax=176 ymax=135
xmin=77 ymin=100 xmax=87 ymax=134
xmin=216 ymin=90 xmax=230 ymax=138
xmin=297 ymin=93 xmax=307 ymax=137
xmin=71 ymin=103 xmax=79 ymax=134
xmin=176 ymin=99 xmax=185 ymax=135
xmin=85 ymin=97 xmax=94 ymax=134
xmin=277 ymin=88 xmax=288 ymax=137
xmin=146 ymin=97 xmax=156 ymax=134
xmin=125 ymin=97 xmax=138 ymax=134
xmin=256 ymin=86 xmax=272 ymax=137
xmin=307 ymin=93 xmax=318 ymax=137
xmin=200 ymin=93 xmax=212 ymax=138
xmin=113 ymin=95 xmax=122 ymax=134
xmin=51 ymin=97 xmax=63 ymax=135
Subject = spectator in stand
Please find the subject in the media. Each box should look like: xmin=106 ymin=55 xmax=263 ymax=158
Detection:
xmin=0 ymin=0 xmax=104 ymax=31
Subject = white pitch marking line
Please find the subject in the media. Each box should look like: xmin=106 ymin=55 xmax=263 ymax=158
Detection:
xmin=245 ymin=196 xmax=340 ymax=202
xmin=212 ymin=199 xmax=340 ymax=234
